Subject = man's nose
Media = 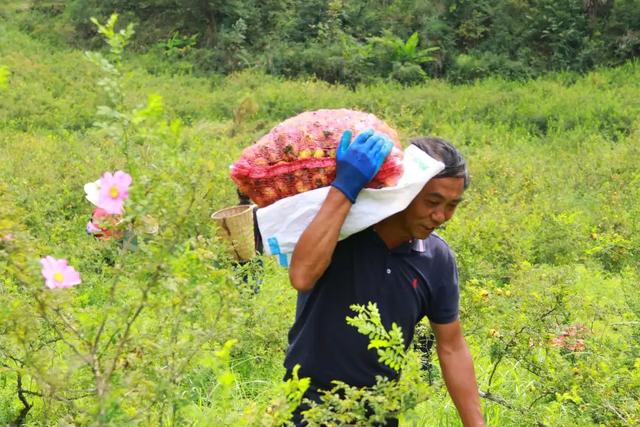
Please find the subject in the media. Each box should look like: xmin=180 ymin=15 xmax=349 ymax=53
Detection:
xmin=431 ymin=207 xmax=446 ymax=225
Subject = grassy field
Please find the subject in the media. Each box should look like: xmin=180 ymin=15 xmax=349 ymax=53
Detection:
xmin=1 ymin=7 xmax=639 ymax=427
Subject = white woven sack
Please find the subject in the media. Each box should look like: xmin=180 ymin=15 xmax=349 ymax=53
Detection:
xmin=256 ymin=145 xmax=445 ymax=267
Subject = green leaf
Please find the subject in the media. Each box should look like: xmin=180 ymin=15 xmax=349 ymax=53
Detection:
xmin=368 ymin=339 xmax=390 ymax=350
xmin=404 ymin=32 xmax=420 ymax=55
xmin=217 ymin=370 xmax=235 ymax=387
xmin=0 ymin=66 xmax=8 ymax=89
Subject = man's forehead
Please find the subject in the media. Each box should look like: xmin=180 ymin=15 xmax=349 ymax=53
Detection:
xmin=422 ymin=177 xmax=465 ymax=199
xmin=424 ymin=191 xmax=464 ymax=201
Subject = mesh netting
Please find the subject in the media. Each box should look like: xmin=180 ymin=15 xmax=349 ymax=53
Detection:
xmin=230 ymin=109 xmax=404 ymax=207
xmin=89 ymin=208 xmax=124 ymax=240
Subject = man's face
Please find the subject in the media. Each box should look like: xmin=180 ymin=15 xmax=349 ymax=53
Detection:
xmin=401 ymin=177 xmax=465 ymax=239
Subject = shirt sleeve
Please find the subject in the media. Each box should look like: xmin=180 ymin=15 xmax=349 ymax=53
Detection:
xmin=425 ymin=249 xmax=460 ymax=324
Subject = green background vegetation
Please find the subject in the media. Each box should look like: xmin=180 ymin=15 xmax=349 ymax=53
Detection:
xmin=11 ymin=0 xmax=640 ymax=85
xmin=1 ymin=1 xmax=639 ymax=426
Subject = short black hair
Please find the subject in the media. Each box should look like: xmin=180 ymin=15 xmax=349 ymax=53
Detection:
xmin=410 ymin=137 xmax=469 ymax=189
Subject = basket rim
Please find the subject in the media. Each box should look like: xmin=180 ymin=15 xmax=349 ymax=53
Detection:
xmin=210 ymin=204 xmax=253 ymax=220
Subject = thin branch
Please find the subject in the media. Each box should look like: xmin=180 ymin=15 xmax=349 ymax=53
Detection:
xmin=527 ymin=391 xmax=553 ymax=410
xmin=103 ymin=265 xmax=162 ymax=385
xmin=486 ymin=324 xmax=527 ymax=390
xmin=20 ymin=388 xmax=95 ymax=402
xmin=603 ymin=401 xmax=629 ymax=424
xmin=33 ymin=294 xmax=90 ymax=365
xmin=51 ymin=307 xmax=91 ymax=347
xmin=479 ymin=390 xmax=549 ymax=427
xmin=92 ymin=274 xmax=122 ymax=355
xmin=13 ymin=373 xmax=32 ymax=427
xmin=479 ymin=390 xmax=514 ymax=409
xmin=173 ymin=295 xmax=227 ymax=376
xmin=486 ymin=299 xmax=561 ymax=391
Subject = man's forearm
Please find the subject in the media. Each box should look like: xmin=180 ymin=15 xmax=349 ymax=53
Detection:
xmin=288 ymin=187 xmax=352 ymax=291
xmin=438 ymin=344 xmax=485 ymax=426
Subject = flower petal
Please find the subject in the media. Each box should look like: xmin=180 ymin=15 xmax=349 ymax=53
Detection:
xmin=84 ymin=180 xmax=101 ymax=206
xmin=97 ymin=197 xmax=124 ymax=215
xmin=113 ymin=170 xmax=132 ymax=188
xmin=40 ymin=256 xmax=57 ymax=277
xmin=62 ymin=268 xmax=81 ymax=287
xmin=101 ymin=171 xmax=114 ymax=182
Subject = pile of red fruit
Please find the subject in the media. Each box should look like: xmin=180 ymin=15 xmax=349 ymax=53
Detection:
xmin=230 ymin=109 xmax=404 ymax=207
xmin=86 ymin=207 xmax=124 ymax=240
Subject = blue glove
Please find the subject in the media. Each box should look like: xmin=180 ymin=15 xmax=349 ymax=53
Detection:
xmin=331 ymin=128 xmax=394 ymax=203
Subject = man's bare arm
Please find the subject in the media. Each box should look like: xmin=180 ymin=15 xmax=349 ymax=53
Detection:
xmin=431 ymin=320 xmax=485 ymax=427
xmin=288 ymin=187 xmax=352 ymax=292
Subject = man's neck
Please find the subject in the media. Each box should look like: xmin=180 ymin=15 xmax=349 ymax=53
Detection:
xmin=373 ymin=213 xmax=412 ymax=249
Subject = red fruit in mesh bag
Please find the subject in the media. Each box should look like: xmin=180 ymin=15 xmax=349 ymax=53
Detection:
xmin=261 ymin=186 xmax=278 ymax=201
xmin=274 ymin=178 xmax=291 ymax=197
xmin=88 ymin=207 xmax=124 ymax=240
xmin=230 ymin=109 xmax=404 ymax=207
xmin=311 ymin=172 xmax=329 ymax=187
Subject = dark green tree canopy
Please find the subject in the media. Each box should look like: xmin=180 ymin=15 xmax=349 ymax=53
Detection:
xmin=43 ymin=0 xmax=640 ymax=83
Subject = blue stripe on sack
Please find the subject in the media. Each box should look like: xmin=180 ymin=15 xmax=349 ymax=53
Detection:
xmin=279 ymin=253 xmax=289 ymax=268
xmin=268 ymin=237 xmax=289 ymax=268
xmin=267 ymin=237 xmax=280 ymax=255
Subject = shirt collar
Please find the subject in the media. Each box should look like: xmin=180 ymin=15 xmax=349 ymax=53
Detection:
xmin=368 ymin=227 xmax=426 ymax=254
xmin=412 ymin=238 xmax=427 ymax=253
xmin=391 ymin=238 xmax=426 ymax=254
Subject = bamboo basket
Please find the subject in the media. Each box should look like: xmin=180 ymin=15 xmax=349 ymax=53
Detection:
xmin=211 ymin=205 xmax=256 ymax=261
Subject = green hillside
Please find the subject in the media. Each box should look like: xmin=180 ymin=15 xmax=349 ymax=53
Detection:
xmin=1 ymin=7 xmax=639 ymax=427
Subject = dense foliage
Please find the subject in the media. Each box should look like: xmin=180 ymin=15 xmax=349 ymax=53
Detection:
xmin=17 ymin=0 xmax=640 ymax=84
xmin=1 ymin=4 xmax=640 ymax=426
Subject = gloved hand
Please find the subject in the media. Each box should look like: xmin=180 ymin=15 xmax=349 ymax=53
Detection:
xmin=331 ymin=128 xmax=394 ymax=203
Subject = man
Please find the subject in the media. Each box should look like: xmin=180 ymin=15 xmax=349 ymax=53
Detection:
xmin=285 ymin=129 xmax=484 ymax=426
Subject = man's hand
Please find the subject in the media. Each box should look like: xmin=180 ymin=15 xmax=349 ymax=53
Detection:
xmin=331 ymin=129 xmax=394 ymax=203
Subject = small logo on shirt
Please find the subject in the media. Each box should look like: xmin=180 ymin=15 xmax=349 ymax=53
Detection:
xmin=411 ymin=278 xmax=418 ymax=289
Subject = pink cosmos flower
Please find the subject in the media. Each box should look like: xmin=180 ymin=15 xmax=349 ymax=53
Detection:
xmin=98 ymin=171 xmax=132 ymax=214
xmin=40 ymin=256 xmax=81 ymax=289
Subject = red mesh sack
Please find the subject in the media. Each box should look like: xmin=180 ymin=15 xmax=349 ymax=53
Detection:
xmin=230 ymin=109 xmax=404 ymax=207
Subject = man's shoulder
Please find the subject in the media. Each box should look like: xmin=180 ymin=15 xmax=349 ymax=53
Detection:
xmin=427 ymin=231 xmax=451 ymax=249
xmin=341 ymin=227 xmax=379 ymax=248
xmin=422 ymin=232 xmax=456 ymax=263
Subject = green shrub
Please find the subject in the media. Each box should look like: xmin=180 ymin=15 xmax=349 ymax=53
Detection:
xmin=12 ymin=0 xmax=640 ymax=84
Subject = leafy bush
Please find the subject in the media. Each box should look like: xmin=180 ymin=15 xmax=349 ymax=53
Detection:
xmin=17 ymin=0 xmax=636 ymax=84
xmin=449 ymin=52 xmax=531 ymax=83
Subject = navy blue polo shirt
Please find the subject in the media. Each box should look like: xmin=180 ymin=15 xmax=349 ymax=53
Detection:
xmin=284 ymin=227 xmax=459 ymax=389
